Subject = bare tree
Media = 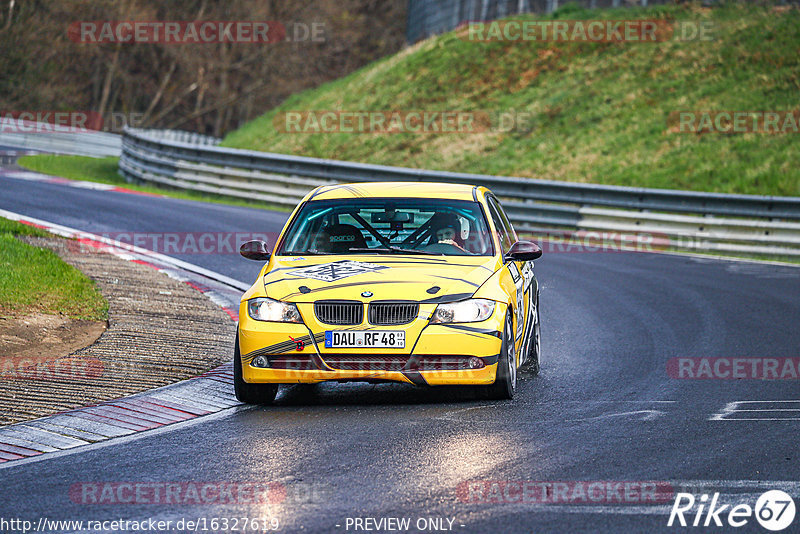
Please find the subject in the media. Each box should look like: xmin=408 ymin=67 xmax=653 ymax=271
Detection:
xmin=1 ymin=0 xmax=15 ymax=31
xmin=0 ymin=0 xmax=407 ymax=136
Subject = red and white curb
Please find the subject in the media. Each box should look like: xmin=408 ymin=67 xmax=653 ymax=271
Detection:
xmin=0 ymin=366 xmax=237 ymax=464
xmin=0 ymin=168 xmax=162 ymax=197
xmin=0 ymin=209 xmax=250 ymax=466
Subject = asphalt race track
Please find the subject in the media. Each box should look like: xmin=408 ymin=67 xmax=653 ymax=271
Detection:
xmin=1 ymin=172 xmax=798 ymax=533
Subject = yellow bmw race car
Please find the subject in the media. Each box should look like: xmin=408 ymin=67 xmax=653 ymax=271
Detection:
xmin=234 ymin=182 xmax=542 ymax=403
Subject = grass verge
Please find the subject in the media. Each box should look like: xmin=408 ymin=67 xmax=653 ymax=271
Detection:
xmin=223 ymin=2 xmax=800 ymax=197
xmin=0 ymin=217 xmax=108 ymax=320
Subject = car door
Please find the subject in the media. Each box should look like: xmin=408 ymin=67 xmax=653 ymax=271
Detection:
xmin=486 ymin=195 xmax=536 ymax=364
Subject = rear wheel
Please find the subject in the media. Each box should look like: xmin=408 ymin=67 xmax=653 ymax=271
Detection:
xmin=484 ymin=310 xmax=516 ymax=400
xmin=234 ymin=334 xmax=279 ymax=405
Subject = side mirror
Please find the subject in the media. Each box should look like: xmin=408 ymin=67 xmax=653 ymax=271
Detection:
xmin=505 ymin=241 xmax=542 ymax=262
xmin=240 ymin=240 xmax=271 ymax=261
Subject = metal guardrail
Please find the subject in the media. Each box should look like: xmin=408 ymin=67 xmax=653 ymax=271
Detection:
xmin=126 ymin=128 xmax=221 ymax=147
xmin=0 ymin=121 xmax=121 ymax=157
xmin=406 ymin=0 xmax=673 ymax=43
xmin=120 ymin=127 xmax=800 ymax=257
xmin=406 ymin=1 xmax=800 ymax=44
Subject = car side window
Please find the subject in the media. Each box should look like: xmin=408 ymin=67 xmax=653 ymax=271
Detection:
xmin=493 ymin=197 xmax=518 ymax=244
xmin=486 ymin=197 xmax=513 ymax=254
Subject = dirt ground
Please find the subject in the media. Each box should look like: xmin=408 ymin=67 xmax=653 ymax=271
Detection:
xmin=0 ymin=311 xmax=106 ymax=382
xmin=0 ymin=311 xmax=106 ymax=358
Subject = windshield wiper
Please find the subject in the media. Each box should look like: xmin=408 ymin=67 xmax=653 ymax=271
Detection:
xmin=347 ymin=246 xmax=440 ymax=256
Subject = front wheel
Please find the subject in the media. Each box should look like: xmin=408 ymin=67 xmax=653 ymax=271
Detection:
xmin=523 ymin=293 xmax=540 ymax=376
xmin=234 ymin=334 xmax=279 ymax=405
xmin=484 ymin=309 xmax=516 ymax=400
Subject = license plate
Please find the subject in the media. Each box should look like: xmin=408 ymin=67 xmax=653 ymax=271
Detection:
xmin=324 ymin=330 xmax=405 ymax=349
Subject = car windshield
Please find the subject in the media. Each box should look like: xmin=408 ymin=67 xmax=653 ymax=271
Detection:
xmin=278 ymin=198 xmax=495 ymax=256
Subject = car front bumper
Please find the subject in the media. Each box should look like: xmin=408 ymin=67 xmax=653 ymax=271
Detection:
xmin=238 ymin=301 xmax=507 ymax=386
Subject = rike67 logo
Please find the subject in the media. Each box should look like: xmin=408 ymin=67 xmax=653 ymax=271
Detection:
xmin=668 ymin=490 xmax=796 ymax=531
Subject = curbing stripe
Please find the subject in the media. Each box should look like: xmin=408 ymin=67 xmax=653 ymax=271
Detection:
xmin=24 ymin=420 xmax=104 ymax=443
xmin=0 ymin=450 xmax=26 ymax=462
xmin=83 ymin=406 xmax=164 ymax=427
xmin=0 ymin=426 xmax=88 ymax=450
xmin=0 ymin=429 xmax=67 ymax=451
xmin=119 ymin=398 xmax=195 ymax=418
xmin=0 ymin=442 xmax=41 ymax=457
xmin=67 ymin=412 xmax=152 ymax=432
xmin=0 ymin=169 xmax=160 ymax=197
xmin=90 ymin=405 xmax=177 ymax=427
xmin=191 ymin=380 xmax=239 ymax=396
xmin=0 ymin=434 xmax=60 ymax=454
xmin=77 ymin=408 xmax=159 ymax=430
xmin=149 ymin=390 xmax=234 ymax=412
xmin=112 ymin=401 xmax=189 ymax=424
xmin=137 ymin=397 xmax=210 ymax=417
xmin=43 ymin=415 xmax=134 ymax=438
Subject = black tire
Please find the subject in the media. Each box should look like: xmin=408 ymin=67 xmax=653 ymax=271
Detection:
xmin=524 ymin=292 xmax=541 ymax=376
xmin=234 ymin=334 xmax=279 ymax=405
xmin=485 ymin=309 xmax=516 ymax=400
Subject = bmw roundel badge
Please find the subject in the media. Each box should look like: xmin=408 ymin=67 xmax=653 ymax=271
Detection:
xmin=361 ymin=291 xmax=373 ymax=298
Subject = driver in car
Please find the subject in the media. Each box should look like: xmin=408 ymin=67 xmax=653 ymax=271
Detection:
xmin=433 ymin=218 xmax=468 ymax=253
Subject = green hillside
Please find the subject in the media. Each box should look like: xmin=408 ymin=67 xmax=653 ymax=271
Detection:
xmin=222 ymin=2 xmax=800 ymax=196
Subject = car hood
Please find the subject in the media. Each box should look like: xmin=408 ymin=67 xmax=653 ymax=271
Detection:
xmin=263 ymin=255 xmax=499 ymax=303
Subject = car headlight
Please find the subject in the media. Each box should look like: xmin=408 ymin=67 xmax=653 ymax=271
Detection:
xmin=248 ymin=297 xmax=302 ymax=323
xmin=430 ymin=299 xmax=495 ymax=324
